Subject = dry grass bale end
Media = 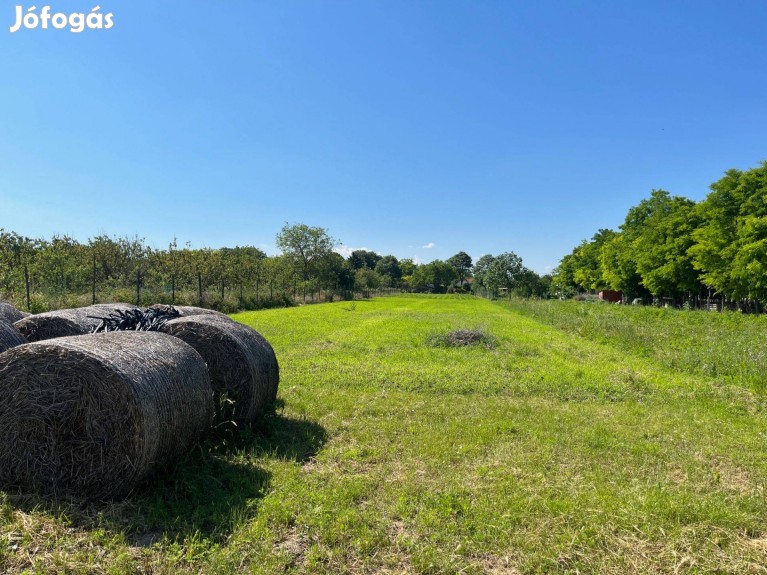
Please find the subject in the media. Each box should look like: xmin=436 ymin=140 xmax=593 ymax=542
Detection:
xmin=13 ymin=305 xmax=135 ymax=342
xmin=150 ymin=304 xmax=228 ymax=318
xmin=0 ymin=332 xmax=213 ymax=500
xmin=0 ymin=302 xmax=28 ymax=323
xmin=0 ymin=321 xmax=26 ymax=353
xmin=159 ymin=315 xmax=279 ymax=427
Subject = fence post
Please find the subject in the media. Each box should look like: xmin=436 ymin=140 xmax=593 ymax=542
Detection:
xmin=136 ymin=269 xmax=141 ymax=306
xmin=92 ymin=251 xmax=97 ymax=304
xmin=24 ymin=264 xmax=30 ymax=311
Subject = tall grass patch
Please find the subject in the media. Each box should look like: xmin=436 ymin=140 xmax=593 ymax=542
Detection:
xmin=503 ymin=298 xmax=767 ymax=394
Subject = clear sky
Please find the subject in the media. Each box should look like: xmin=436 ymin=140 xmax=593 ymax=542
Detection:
xmin=1 ymin=1 xmax=766 ymax=274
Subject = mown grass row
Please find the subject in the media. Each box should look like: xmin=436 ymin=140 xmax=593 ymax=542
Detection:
xmin=2 ymin=295 xmax=766 ymax=574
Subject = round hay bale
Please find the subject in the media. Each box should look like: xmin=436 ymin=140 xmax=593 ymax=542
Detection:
xmin=0 ymin=332 xmax=213 ymax=499
xmin=150 ymin=304 xmax=228 ymax=318
xmin=159 ymin=315 xmax=279 ymax=427
xmin=0 ymin=302 xmax=28 ymax=323
xmin=0 ymin=321 xmax=26 ymax=353
xmin=14 ymin=304 xmax=135 ymax=342
xmin=14 ymin=311 xmax=85 ymax=341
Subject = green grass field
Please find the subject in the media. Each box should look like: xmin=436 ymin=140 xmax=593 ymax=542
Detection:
xmin=3 ymin=295 xmax=767 ymax=574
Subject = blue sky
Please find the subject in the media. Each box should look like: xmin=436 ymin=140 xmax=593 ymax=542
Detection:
xmin=1 ymin=1 xmax=766 ymax=274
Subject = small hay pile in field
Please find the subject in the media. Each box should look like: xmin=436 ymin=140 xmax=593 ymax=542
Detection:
xmin=0 ymin=321 xmax=26 ymax=353
xmin=0 ymin=302 xmax=29 ymax=323
xmin=427 ymin=328 xmax=495 ymax=349
xmin=13 ymin=304 xmax=136 ymax=342
xmin=159 ymin=314 xmax=279 ymax=427
xmin=150 ymin=304 xmax=228 ymax=318
xmin=0 ymin=332 xmax=213 ymax=499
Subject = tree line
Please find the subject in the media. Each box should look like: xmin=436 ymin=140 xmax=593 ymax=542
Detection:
xmin=555 ymin=161 xmax=767 ymax=309
xmin=0 ymin=223 xmax=551 ymax=312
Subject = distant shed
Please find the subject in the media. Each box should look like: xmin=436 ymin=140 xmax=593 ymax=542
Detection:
xmin=598 ymin=290 xmax=623 ymax=303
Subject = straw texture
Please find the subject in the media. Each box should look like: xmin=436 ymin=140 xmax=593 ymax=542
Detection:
xmin=14 ymin=304 xmax=135 ymax=342
xmin=0 ymin=331 xmax=213 ymax=499
xmin=0 ymin=302 xmax=28 ymax=323
xmin=0 ymin=321 xmax=26 ymax=354
xmin=159 ymin=315 xmax=279 ymax=426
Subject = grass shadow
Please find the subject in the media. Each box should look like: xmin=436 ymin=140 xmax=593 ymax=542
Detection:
xmin=212 ymin=401 xmax=329 ymax=463
xmin=5 ymin=407 xmax=328 ymax=546
xmin=6 ymin=447 xmax=270 ymax=546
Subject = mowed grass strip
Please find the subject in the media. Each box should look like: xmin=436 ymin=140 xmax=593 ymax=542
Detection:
xmin=2 ymin=295 xmax=767 ymax=574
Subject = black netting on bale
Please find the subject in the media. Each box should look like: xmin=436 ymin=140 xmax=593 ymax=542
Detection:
xmin=0 ymin=321 xmax=26 ymax=354
xmin=159 ymin=315 xmax=279 ymax=427
xmin=0 ymin=302 xmax=29 ymax=324
xmin=92 ymin=306 xmax=180 ymax=333
xmin=14 ymin=304 xmax=136 ymax=342
xmin=0 ymin=332 xmax=213 ymax=500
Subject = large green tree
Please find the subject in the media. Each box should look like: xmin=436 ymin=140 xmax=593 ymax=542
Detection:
xmin=348 ymin=250 xmax=381 ymax=271
xmin=599 ymin=233 xmax=646 ymax=299
xmin=485 ymin=252 xmax=524 ymax=297
xmin=374 ymin=255 xmax=402 ymax=287
xmin=354 ymin=268 xmax=382 ymax=296
xmin=410 ymin=260 xmax=457 ymax=293
xmin=472 ymin=254 xmax=495 ymax=291
xmin=276 ymin=223 xmax=336 ymax=302
xmin=629 ymin=190 xmax=702 ymax=298
xmin=690 ymin=163 xmax=767 ymax=301
xmin=446 ymin=251 xmax=473 ymax=286
xmin=573 ymin=229 xmax=616 ymax=291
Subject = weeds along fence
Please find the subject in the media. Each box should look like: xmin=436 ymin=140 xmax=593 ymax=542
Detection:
xmin=501 ymin=296 xmax=767 ymax=392
xmin=0 ymin=233 xmax=412 ymax=315
xmin=474 ymin=283 xmax=761 ymax=313
xmin=0 ymin=259 xmax=403 ymax=314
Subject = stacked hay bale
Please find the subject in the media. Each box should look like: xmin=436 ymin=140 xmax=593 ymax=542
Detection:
xmin=0 ymin=321 xmax=26 ymax=354
xmin=0 ymin=302 xmax=280 ymax=499
xmin=0 ymin=301 xmax=29 ymax=323
xmin=159 ymin=314 xmax=279 ymax=427
xmin=14 ymin=304 xmax=136 ymax=342
xmin=0 ymin=332 xmax=213 ymax=499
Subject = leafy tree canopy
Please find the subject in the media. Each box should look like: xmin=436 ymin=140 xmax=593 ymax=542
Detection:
xmin=348 ymin=249 xmax=382 ymax=271
xmin=375 ymin=255 xmax=402 ymax=286
xmin=276 ymin=223 xmax=335 ymax=278
xmin=447 ymin=251 xmax=473 ymax=284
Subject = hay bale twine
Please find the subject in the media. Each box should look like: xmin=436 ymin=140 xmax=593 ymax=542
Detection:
xmin=159 ymin=315 xmax=279 ymax=427
xmin=150 ymin=304 xmax=228 ymax=318
xmin=0 ymin=302 xmax=28 ymax=323
xmin=14 ymin=304 xmax=135 ymax=342
xmin=0 ymin=332 xmax=213 ymax=499
xmin=0 ymin=321 xmax=26 ymax=353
